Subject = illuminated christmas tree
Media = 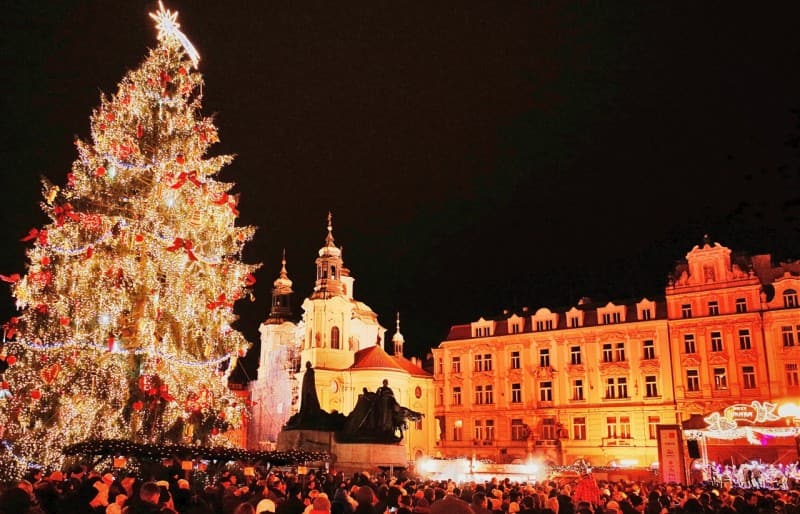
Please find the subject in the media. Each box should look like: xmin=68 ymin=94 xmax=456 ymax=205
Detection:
xmin=0 ymin=2 xmax=259 ymax=479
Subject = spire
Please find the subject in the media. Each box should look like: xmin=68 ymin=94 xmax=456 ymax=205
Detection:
xmin=312 ymin=212 xmax=345 ymax=298
xmin=392 ymin=312 xmax=405 ymax=356
xmin=267 ymin=250 xmax=294 ymax=323
xmin=326 ymin=211 xmax=335 ymax=247
xmin=272 ymin=249 xmax=293 ymax=291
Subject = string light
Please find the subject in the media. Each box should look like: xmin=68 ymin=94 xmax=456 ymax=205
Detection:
xmin=0 ymin=3 xmax=259 ymax=480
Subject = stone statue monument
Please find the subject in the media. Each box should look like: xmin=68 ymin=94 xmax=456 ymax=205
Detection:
xmin=283 ymin=362 xmax=345 ymax=431
xmin=337 ymin=379 xmax=424 ymax=443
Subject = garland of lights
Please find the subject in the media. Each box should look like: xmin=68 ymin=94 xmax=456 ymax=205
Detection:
xmin=63 ymin=438 xmax=328 ymax=466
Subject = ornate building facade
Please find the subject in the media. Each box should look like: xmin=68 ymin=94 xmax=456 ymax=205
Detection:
xmin=248 ymin=215 xmax=435 ymax=462
xmin=432 ymin=237 xmax=800 ymax=468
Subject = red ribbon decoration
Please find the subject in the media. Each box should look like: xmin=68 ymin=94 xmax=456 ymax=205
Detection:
xmin=245 ymin=273 xmax=256 ymax=287
xmin=206 ymin=293 xmax=231 ymax=310
xmin=54 ymin=203 xmax=80 ymax=226
xmin=4 ymin=317 xmax=19 ymax=340
xmin=170 ymin=170 xmax=203 ymax=189
xmin=84 ymin=246 xmax=94 ymax=260
xmin=212 ymin=193 xmax=239 ymax=216
xmin=166 ymin=238 xmax=197 ymax=261
xmin=0 ymin=274 xmax=20 ymax=283
xmin=21 ymin=228 xmax=47 ymax=245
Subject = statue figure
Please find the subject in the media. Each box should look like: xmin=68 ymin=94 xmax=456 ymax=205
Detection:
xmin=376 ymin=379 xmax=395 ymax=433
xmin=336 ymin=379 xmax=424 ymax=443
xmin=284 ymin=362 xmax=345 ymax=431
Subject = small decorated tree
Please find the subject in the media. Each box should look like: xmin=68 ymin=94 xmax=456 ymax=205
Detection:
xmin=0 ymin=2 xmax=259 ymax=480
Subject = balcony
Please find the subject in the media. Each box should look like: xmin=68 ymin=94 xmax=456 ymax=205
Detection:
xmin=534 ymin=439 xmax=559 ymax=447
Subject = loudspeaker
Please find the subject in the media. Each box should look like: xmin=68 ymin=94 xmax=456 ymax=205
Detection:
xmin=687 ymin=439 xmax=701 ymax=458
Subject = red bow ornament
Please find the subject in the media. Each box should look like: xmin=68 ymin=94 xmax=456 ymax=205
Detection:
xmin=3 ymin=317 xmax=19 ymax=340
xmin=170 ymin=170 xmax=203 ymax=189
xmin=54 ymin=203 xmax=80 ymax=226
xmin=21 ymin=228 xmax=48 ymax=245
xmin=206 ymin=294 xmax=231 ymax=310
xmin=166 ymin=238 xmax=197 ymax=261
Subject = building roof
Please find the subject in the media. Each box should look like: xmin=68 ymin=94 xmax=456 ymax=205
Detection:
xmin=350 ymin=344 xmax=431 ymax=377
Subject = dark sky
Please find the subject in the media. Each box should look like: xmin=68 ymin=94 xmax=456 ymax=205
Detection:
xmin=3 ymin=2 xmax=800 ymax=379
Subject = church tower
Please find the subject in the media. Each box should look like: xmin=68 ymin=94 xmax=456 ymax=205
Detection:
xmin=248 ymin=253 xmax=301 ymax=448
xmin=299 ymin=213 xmax=385 ymax=372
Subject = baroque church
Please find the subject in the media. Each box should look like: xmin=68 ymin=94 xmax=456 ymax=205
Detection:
xmin=247 ymin=214 xmax=435 ymax=461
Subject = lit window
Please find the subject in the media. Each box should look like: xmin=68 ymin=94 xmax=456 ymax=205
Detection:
xmin=573 ymin=379 xmax=584 ymax=401
xmin=710 ymin=331 xmax=723 ymax=352
xmin=643 ymin=339 xmax=655 ymax=360
xmin=783 ymin=326 xmax=795 ymax=347
xmin=739 ymin=329 xmax=752 ymax=350
xmin=615 ymin=342 xmax=626 ymax=362
xmin=539 ymin=381 xmax=552 ymax=402
xmin=645 ymin=375 xmax=658 ymax=397
xmin=486 ymin=419 xmax=495 ymax=441
xmin=511 ymin=419 xmax=528 ymax=441
xmin=684 ymin=334 xmax=696 ymax=354
xmin=570 ymin=346 xmax=582 ymax=365
xmin=603 ymin=343 xmax=613 ymax=363
xmin=687 ymin=369 xmax=700 ymax=392
xmin=619 ymin=416 xmax=631 ymax=438
xmin=539 ymin=348 xmax=550 ymax=368
xmin=605 ymin=377 xmax=628 ymax=399
xmin=648 ymin=416 xmax=660 ymax=439
xmin=787 ymin=363 xmax=800 ymax=388
xmin=742 ymin=366 xmax=756 ymax=389
xmin=453 ymin=422 xmax=463 ymax=441
xmin=475 ymin=385 xmax=484 ymax=405
xmin=511 ymin=383 xmax=522 ymax=404
xmin=542 ymin=418 xmax=557 ymax=439
xmin=713 ymin=368 xmax=728 ymax=390
xmin=606 ymin=416 xmax=618 ymax=438
xmin=573 ymin=417 xmax=586 ymax=440
xmin=330 ymin=326 xmax=340 ymax=349
xmin=474 ymin=420 xmax=484 ymax=441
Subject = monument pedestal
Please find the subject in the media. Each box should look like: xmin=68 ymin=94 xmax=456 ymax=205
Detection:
xmin=277 ymin=429 xmax=408 ymax=474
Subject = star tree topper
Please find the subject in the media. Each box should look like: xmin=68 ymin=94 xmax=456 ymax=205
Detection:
xmin=149 ymin=1 xmax=200 ymax=68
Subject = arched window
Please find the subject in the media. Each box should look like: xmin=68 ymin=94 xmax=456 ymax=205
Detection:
xmin=784 ymin=289 xmax=798 ymax=308
xmin=331 ymin=326 xmax=340 ymax=349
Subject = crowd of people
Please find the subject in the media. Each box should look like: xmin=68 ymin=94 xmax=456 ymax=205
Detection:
xmin=2 ymin=461 xmax=800 ymax=514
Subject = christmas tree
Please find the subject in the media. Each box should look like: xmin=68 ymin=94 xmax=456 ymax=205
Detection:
xmin=0 ymin=2 xmax=259 ymax=480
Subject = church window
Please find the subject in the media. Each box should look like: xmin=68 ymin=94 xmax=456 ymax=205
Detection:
xmin=330 ymin=326 xmax=340 ymax=349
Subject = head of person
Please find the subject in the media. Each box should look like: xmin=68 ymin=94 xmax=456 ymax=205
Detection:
xmin=139 ymin=481 xmax=162 ymax=505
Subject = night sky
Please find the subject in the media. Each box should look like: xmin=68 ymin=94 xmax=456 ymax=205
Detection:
xmin=3 ymin=2 xmax=800 ymax=379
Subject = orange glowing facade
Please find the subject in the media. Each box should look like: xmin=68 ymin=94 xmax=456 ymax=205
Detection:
xmin=432 ymin=237 xmax=800 ymax=468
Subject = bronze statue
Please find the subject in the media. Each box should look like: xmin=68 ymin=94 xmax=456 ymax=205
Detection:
xmin=284 ymin=362 xmax=345 ymax=431
xmin=337 ymin=379 xmax=424 ymax=443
